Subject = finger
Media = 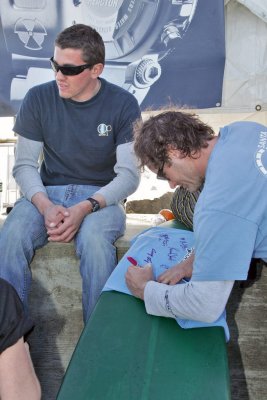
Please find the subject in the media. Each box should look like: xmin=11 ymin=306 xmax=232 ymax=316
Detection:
xmin=126 ymin=265 xmax=141 ymax=278
xmin=169 ymin=277 xmax=181 ymax=285
xmin=62 ymin=232 xmax=76 ymax=243
xmin=47 ymin=226 xmax=65 ymax=236
xmin=47 ymin=221 xmax=64 ymax=230
xmin=158 ymin=275 xmax=172 ymax=284
xmin=131 ymin=265 xmax=142 ymax=271
xmin=46 ymin=215 xmax=65 ymax=229
xmin=55 ymin=205 xmax=69 ymax=214
xmin=157 ymin=270 xmax=171 ymax=282
xmin=160 ymin=278 xmax=170 ymax=284
xmin=143 ymin=263 xmax=152 ymax=269
xmin=47 ymin=227 xmax=69 ymax=241
xmin=50 ymin=226 xmax=77 ymax=242
xmin=48 ymin=234 xmax=70 ymax=242
xmin=125 ymin=268 xmax=134 ymax=281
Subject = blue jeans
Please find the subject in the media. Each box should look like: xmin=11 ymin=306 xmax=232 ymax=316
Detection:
xmin=0 ymin=185 xmax=126 ymax=322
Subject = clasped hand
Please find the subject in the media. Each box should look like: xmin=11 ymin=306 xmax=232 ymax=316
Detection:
xmin=44 ymin=204 xmax=85 ymax=243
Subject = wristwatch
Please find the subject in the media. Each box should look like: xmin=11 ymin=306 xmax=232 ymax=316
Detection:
xmin=87 ymin=197 xmax=101 ymax=213
xmin=79 ymin=0 xmax=198 ymax=105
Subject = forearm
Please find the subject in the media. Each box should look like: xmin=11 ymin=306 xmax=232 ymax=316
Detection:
xmin=144 ymin=280 xmax=234 ymax=323
xmin=31 ymin=192 xmax=54 ymax=215
xmin=12 ymin=136 xmax=46 ymax=201
xmin=95 ymin=142 xmax=140 ymax=205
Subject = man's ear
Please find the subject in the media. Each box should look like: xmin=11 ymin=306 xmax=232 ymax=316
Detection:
xmin=168 ymin=147 xmax=181 ymax=160
xmin=91 ymin=63 xmax=104 ymax=78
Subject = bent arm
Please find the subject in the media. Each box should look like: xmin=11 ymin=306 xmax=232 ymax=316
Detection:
xmin=144 ymin=280 xmax=234 ymax=323
xmin=94 ymin=142 xmax=140 ymax=206
xmin=12 ymin=135 xmax=46 ymax=201
xmin=12 ymin=136 xmax=66 ymax=219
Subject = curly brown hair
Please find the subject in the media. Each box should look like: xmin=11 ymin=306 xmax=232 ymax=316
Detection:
xmin=133 ymin=111 xmax=215 ymax=169
xmin=55 ymin=24 xmax=105 ymax=66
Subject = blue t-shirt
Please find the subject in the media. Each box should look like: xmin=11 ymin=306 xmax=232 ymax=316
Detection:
xmin=14 ymin=78 xmax=141 ymax=186
xmin=192 ymin=121 xmax=267 ymax=281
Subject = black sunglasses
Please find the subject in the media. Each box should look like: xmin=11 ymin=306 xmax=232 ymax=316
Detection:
xmin=156 ymin=161 xmax=167 ymax=180
xmin=50 ymin=57 xmax=93 ymax=76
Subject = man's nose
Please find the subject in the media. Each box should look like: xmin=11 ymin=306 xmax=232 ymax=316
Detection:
xmin=168 ymin=180 xmax=177 ymax=189
xmin=56 ymin=70 xmax=66 ymax=79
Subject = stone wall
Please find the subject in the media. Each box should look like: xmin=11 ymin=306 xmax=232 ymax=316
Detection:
xmin=126 ymin=192 xmax=173 ymax=214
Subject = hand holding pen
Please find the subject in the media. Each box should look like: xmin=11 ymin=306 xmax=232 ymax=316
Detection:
xmin=127 ymin=256 xmax=141 ymax=267
xmin=125 ymin=256 xmax=154 ymax=300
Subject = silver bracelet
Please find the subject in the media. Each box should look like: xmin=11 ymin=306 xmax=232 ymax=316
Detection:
xmin=164 ymin=289 xmax=178 ymax=318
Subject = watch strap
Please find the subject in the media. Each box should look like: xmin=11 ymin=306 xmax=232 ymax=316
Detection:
xmin=87 ymin=197 xmax=100 ymax=212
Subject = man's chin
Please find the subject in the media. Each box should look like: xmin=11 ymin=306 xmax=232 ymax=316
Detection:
xmin=182 ymin=184 xmax=201 ymax=193
xmin=57 ymin=86 xmax=71 ymax=98
xmin=59 ymin=91 xmax=70 ymax=99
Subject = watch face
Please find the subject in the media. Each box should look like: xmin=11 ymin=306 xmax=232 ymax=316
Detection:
xmin=88 ymin=198 xmax=100 ymax=212
xmin=81 ymin=0 xmax=172 ymax=61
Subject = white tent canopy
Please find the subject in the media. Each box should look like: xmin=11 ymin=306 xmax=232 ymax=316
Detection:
xmin=222 ymin=0 xmax=267 ymax=111
xmin=190 ymin=0 xmax=267 ymax=131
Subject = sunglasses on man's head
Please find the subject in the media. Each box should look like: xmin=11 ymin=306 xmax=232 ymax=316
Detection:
xmin=50 ymin=57 xmax=93 ymax=76
xmin=156 ymin=161 xmax=168 ymax=180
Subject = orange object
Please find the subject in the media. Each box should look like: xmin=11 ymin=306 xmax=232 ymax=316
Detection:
xmin=159 ymin=209 xmax=175 ymax=221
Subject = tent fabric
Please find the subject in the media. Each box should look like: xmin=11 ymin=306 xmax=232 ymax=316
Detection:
xmin=221 ymin=0 xmax=267 ymax=112
xmin=236 ymin=0 xmax=267 ymax=23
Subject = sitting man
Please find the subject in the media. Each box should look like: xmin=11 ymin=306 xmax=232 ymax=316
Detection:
xmin=0 ymin=278 xmax=41 ymax=399
xmin=126 ymin=110 xmax=267 ymax=323
xmin=0 ymin=24 xmax=140 ymax=322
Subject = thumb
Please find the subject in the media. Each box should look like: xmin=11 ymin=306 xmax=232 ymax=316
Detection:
xmin=56 ymin=205 xmax=70 ymax=216
xmin=143 ymin=263 xmax=152 ymax=269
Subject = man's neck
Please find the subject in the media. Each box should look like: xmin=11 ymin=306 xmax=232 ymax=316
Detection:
xmin=198 ymin=136 xmax=218 ymax=177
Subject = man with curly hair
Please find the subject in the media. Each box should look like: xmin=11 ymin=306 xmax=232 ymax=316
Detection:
xmin=126 ymin=110 xmax=267 ymax=323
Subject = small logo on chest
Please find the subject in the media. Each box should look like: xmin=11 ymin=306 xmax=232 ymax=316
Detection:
xmin=97 ymin=124 xmax=112 ymax=136
xmin=255 ymin=131 xmax=267 ymax=176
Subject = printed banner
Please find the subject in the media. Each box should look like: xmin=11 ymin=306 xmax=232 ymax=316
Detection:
xmin=0 ymin=0 xmax=225 ymax=116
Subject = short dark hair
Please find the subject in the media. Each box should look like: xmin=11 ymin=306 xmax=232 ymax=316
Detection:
xmin=133 ymin=111 xmax=215 ymax=169
xmin=55 ymin=24 xmax=105 ymax=65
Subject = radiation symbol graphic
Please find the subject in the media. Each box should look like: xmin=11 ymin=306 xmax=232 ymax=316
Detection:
xmin=14 ymin=18 xmax=47 ymax=50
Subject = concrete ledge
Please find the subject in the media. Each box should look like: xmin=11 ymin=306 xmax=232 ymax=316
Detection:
xmin=0 ymin=213 xmax=154 ymax=399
